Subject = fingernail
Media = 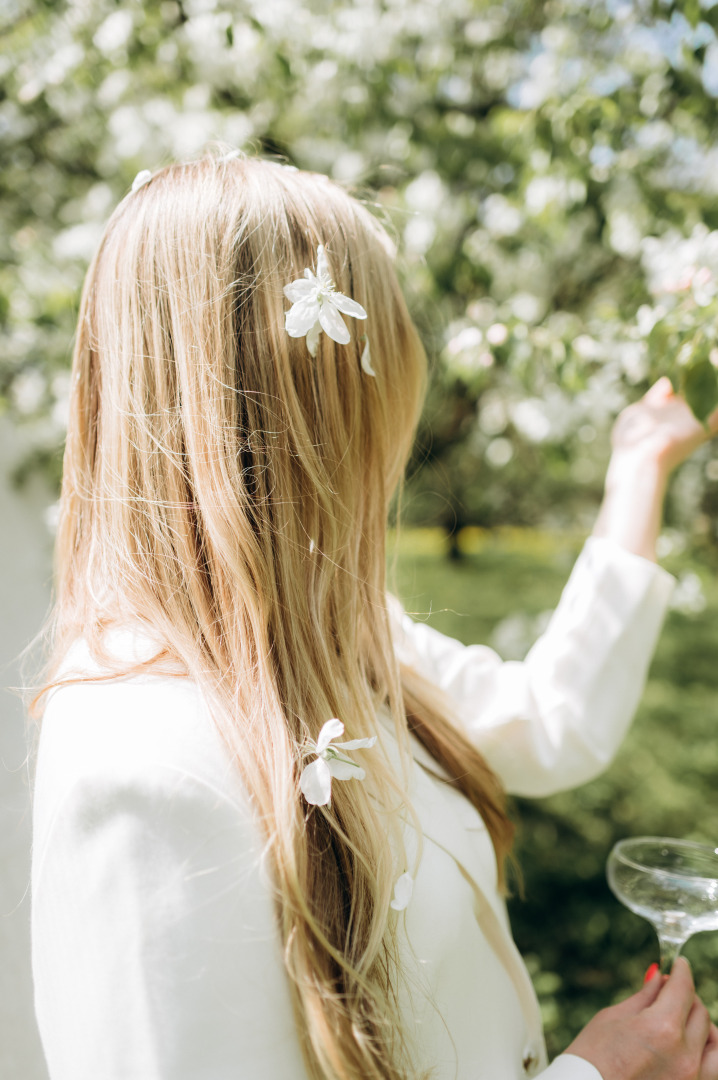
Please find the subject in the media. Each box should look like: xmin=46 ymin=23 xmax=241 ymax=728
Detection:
xmin=644 ymin=963 xmax=659 ymax=984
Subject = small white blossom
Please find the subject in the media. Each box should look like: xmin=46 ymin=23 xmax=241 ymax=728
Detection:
xmin=486 ymin=322 xmax=509 ymax=346
xmin=360 ymin=335 xmax=376 ymax=377
xmin=284 ymin=245 xmax=367 ymax=358
xmin=299 ymin=718 xmax=377 ymax=806
xmin=131 ymin=169 xmax=152 ymax=192
xmin=391 ymin=872 xmax=414 ymax=911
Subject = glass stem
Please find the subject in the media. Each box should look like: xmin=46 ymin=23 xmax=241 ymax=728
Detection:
xmin=658 ymin=936 xmax=685 ymax=975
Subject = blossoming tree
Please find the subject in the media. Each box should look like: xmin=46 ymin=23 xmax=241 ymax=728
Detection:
xmin=3 ymin=0 xmax=718 ymax=536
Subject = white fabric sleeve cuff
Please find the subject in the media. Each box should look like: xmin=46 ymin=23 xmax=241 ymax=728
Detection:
xmin=538 ymin=1053 xmax=604 ymax=1080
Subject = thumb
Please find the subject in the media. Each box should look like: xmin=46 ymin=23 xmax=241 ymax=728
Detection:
xmin=644 ymin=376 xmax=674 ymax=403
xmin=613 ymin=966 xmax=665 ymax=1018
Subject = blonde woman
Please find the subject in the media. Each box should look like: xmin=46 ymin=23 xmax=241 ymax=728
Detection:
xmin=30 ymin=151 xmax=718 ymax=1080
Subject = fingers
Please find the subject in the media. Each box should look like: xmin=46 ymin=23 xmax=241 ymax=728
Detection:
xmin=686 ymin=995 xmax=712 ymax=1055
xmin=651 ymin=957 xmax=696 ymax=1025
xmin=701 ymin=1025 xmax=718 ymax=1080
xmin=645 ymin=376 xmax=674 ymax=402
xmin=644 ymin=962 xmax=660 ymax=985
xmin=644 ymin=374 xmax=718 ymax=442
xmin=701 ymin=1042 xmax=718 ymax=1080
xmin=639 ymin=965 xmax=667 ymax=1007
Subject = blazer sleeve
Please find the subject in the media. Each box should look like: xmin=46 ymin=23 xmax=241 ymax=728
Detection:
xmin=389 ymin=536 xmax=675 ymax=798
xmin=32 ymin=727 xmax=309 ymax=1079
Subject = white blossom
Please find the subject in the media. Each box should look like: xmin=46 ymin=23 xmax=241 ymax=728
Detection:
xmin=390 ymin=872 xmax=414 ymax=911
xmin=360 ymin=336 xmax=376 ymax=377
xmin=284 ymin=245 xmax=367 ymax=358
xmin=299 ymin=718 xmax=377 ymax=806
xmin=131 ymin=169 xmax=152 ymax=192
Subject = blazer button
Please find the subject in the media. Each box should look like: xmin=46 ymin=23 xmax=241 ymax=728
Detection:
xmin=522 ymin=1045 xmax=540 ymax=1075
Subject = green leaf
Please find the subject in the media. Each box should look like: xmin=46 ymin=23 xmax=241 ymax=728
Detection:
xmin=681 ymin=356 xmax=718 ymax=425
xmin=684 ymin=0 xmax=702 ymax=29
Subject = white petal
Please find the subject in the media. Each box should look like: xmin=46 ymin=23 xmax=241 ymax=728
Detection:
xmin=334 ymin=735 xmax=377 ymax=750
xmin=306 ymin=321 xmax=321 ymax=357
xmin=284 ymin=279 xmax=317 ymax=303
xmin=316 ymin=245 xmax=331 ymax=282
xmin=131 ymin=169 xmax=152 ymax=192
xmin=286 ymin=299 xmax=321 ymax=336
xmin=318 ymin=302 xmax=351 ymax=344
xmin=327 ymin=757 xmax=365 ymax=781
xmin=316 ymin=718 xmax=344 ymax=754
xmin=390 ymin=872 xmax=414 ymax=911
xmin=330 ymin=293 xmax=367 ymax=320
xmin=361 ymin=337 xmax=376 ymax=377
xmin=300 ymin=757 xmax=332 ymax=805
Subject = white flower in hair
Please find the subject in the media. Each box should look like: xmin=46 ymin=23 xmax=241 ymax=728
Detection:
xmin=131 ymin=169 xmax=152 ymax=192
xmin=284 ymin=245 xmax=368 ymax=359
xmin=360 ymin=335 xmax=376 ymax=377
xmin=390 ymin=872 xmax=414 ymax=911
xmin=299 ymin=717 xmax=377 ymax=806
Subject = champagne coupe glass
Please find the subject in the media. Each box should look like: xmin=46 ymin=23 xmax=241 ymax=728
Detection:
xmin=607 ymin=837 xmax=718 ymax=974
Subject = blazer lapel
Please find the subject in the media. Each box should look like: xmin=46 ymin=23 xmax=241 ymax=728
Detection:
xmin=380 ymin=721 xmax=546 ymax=1059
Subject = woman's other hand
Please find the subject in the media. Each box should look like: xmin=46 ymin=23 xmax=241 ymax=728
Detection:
xmin=592 ymin=378 xmax=718 ymax=561
xmin=565 ymin=957 xmax=718 ymax=1080
xmin=610 ymin=377 xmax=718 ymax=475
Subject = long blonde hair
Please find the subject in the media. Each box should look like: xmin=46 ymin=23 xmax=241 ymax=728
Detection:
xmin=32 ymin=150 xmax=513 ymax=1080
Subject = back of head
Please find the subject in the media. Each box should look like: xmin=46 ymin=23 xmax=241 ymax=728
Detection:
xmin=60 ymin=152 xmax=427 ymax=669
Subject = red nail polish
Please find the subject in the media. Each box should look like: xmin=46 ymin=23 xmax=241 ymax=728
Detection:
xmin=644 ymin=963 xmax=659 ymax=984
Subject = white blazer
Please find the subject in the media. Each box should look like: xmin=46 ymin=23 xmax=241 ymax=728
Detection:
xmin=31 ymin=537 xmax=675 ymax=1080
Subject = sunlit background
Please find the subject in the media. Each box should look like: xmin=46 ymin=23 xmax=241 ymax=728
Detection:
xmin=4 ymin=0 xmax=718 ymax=1074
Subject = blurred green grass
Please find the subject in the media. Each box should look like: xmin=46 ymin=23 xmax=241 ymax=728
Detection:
xmin=389 ymin=527 xmax=718 ymax=1057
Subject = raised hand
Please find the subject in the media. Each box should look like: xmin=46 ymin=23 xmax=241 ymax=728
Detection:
xmin=592 ymin=378 xmax=718 ymax=561
xmin=610 ymin=377 xmax=718 ymax=478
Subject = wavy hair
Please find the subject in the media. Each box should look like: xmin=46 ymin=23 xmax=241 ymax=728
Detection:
xmin=32 ymin=150 xmax=514 ymax=1080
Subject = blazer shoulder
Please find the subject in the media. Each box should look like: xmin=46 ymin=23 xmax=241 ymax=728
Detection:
xmin=34 ymin=636 xmax=249 ymax=847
